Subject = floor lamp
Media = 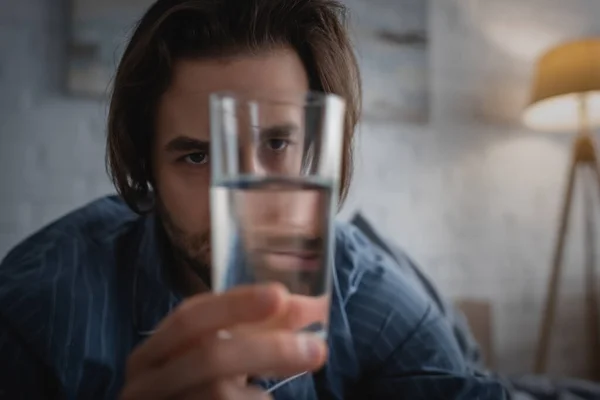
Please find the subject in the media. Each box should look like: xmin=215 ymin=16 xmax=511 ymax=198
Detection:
xmin=524 ymin=39 xmax=600 ymax=377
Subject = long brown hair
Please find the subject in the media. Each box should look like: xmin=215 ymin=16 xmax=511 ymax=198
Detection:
xmin=106 ymin=0 xmax=362 ymax=213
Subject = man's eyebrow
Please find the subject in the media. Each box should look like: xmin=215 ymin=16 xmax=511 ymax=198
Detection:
xmin=258 ymin=123 xmax=300 ymax=139
xmin=165 ymin=136 xmax=209 ymax=152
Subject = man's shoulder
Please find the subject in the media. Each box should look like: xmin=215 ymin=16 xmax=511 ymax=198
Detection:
xmin=0 ymin=196 xmax=142 ymax=395
xmin=327 ymin=225 xmax=508 ymax=399
xmin=331 ymin=223 xmax=434 ymax=365
xmin=333 ymin=222 xmax=431 ymax=316
xmin=0 ymin=196 xmax=140 ymax=365
xmin=0 ymin=195 xmax=140 ymax=309
xmin=1 ymin=195 xmax=137 ymax=267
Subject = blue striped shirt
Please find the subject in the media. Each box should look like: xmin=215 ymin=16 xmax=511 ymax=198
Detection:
xmin=0 ymin=196 xmax=508 ymax=399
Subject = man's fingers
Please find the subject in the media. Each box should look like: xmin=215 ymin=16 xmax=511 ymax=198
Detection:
xmin=127 ymin=284 xmax=288 ymax=376
xmin=252 ymin=294 xmax=329 ymax=332
xmin=122 ymin=332 xmax=327 ymax=399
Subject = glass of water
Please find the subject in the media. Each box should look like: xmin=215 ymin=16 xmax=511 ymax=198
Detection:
xmin=209 ymin=90 xmax=345 ymax=338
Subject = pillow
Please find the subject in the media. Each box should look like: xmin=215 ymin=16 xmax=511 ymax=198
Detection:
xmin=349 ymin=212 xmax=486 ymax=372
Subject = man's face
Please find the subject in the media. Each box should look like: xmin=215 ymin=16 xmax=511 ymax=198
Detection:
xmin=153 ymin=47 xmax=311 ymax=277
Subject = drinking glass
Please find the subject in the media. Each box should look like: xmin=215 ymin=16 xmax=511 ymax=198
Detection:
xmin=209 ymin=90 xmax=345 ymax=338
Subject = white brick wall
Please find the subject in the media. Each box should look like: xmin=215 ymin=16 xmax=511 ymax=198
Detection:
xmin=1 ymin=0 xmax=599 ymax=378
xmin=0 ymin=0 xmax=115 ymax=255
xmin=340 ymin=0 xmax=600 ymax=377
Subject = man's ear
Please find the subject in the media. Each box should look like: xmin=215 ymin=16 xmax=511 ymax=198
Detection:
xmin=136 ymin=188 xmax=156 ymax=214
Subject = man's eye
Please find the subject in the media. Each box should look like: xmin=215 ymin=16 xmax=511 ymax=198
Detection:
xmin=266 ymin=139 xmax=289 ymax=152
xmin=183 ymin=152 xmax=208 ymax=165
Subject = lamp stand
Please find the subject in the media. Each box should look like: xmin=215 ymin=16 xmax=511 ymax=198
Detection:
xmin=534 ymin=96 xmax=600 ymax=379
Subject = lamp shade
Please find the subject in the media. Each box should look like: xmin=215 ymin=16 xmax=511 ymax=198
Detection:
xmin=523 ymin=38 xmax=600 ymax=132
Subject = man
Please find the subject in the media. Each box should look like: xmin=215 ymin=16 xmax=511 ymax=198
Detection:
xmin=0 ymin=0 xmax=508 ymax=398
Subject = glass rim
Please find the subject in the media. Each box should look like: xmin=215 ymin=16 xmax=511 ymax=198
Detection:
xmin=209 ymin=90 xmax=345 ymax=108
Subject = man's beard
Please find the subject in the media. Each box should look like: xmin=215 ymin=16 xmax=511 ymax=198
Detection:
xmin=156 ymin=200 xmax=211 ymax=287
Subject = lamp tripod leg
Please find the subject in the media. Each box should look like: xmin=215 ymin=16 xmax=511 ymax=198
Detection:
xmin=585 ymin=160 xmax=600 ymax=379
xmin=534 ymin=156 xmax=578 ymax=374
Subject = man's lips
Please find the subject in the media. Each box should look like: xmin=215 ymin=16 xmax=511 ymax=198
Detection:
xmin=253 ymin=249 xmax=322 ymax=272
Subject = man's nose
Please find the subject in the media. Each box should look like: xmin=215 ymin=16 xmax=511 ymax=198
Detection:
xmin=239 ymin=143 xmax=266 ymax=175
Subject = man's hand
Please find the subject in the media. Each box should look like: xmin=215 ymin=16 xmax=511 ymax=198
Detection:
xmin=120 ymin=284 xmax=328 ymax=399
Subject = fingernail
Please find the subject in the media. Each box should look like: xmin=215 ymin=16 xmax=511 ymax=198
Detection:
xmin=297 ymin=334 xmax=323 ymax=362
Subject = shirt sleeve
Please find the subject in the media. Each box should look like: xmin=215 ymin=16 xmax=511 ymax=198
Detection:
xmin=359 ymin=304 xmax=509 ymax=399
xmin=0 ymin=318 xmax=56 ymax=399
xmin=335 ymin=225 xmax=509 ymax=399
